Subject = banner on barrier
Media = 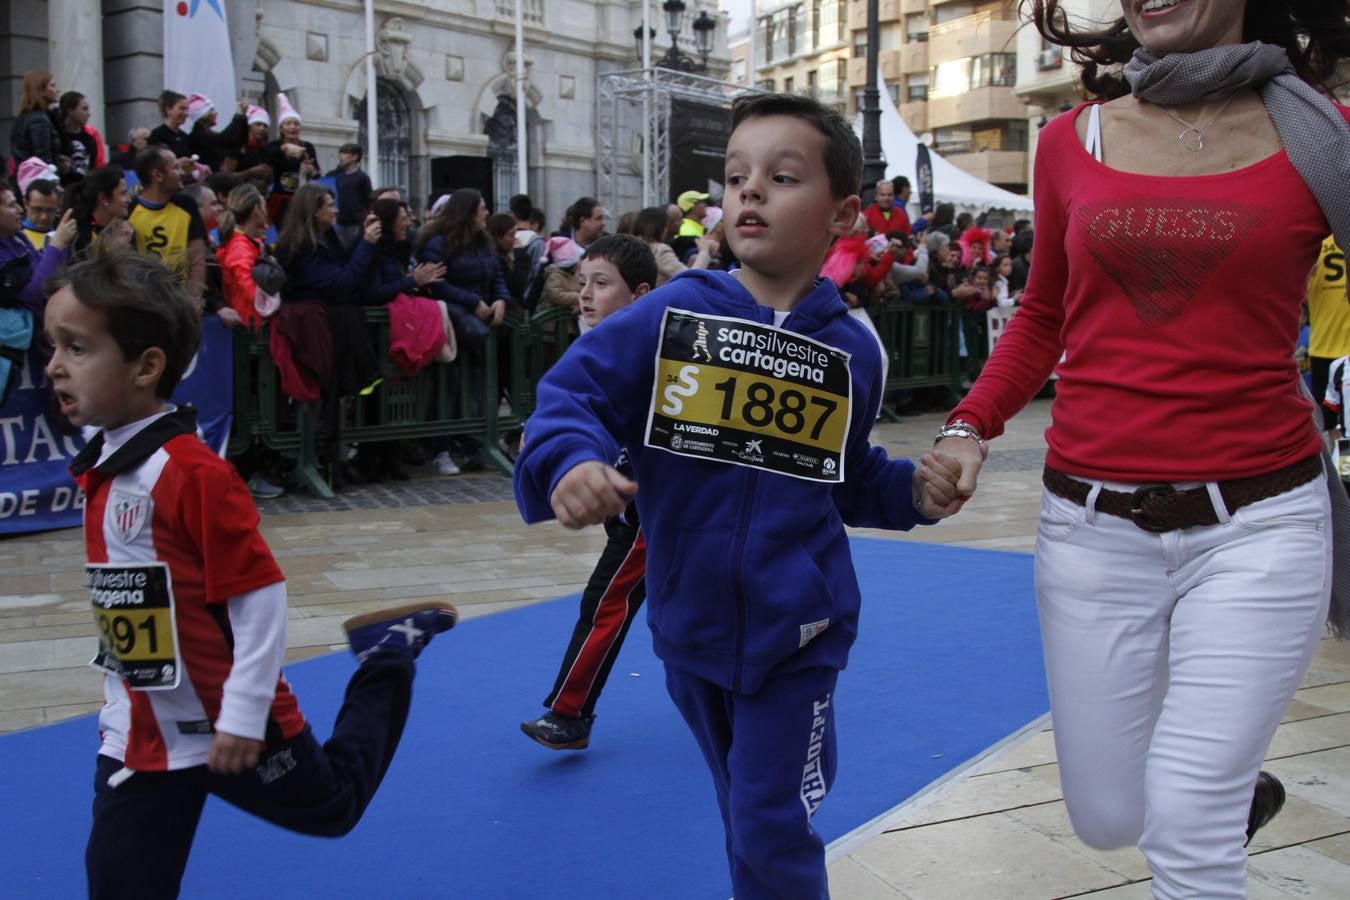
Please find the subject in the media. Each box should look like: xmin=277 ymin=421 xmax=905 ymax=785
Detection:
xmin=0 ymin=317 xmax=234 ymax=536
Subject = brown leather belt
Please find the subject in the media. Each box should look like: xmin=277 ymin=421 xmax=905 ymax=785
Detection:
xmin=1042 ymin=455 xmax=1323 ymax=533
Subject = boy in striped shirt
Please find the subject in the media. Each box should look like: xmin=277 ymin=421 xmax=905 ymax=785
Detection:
xmin=46 ymin=251 xmax=456 ymax=898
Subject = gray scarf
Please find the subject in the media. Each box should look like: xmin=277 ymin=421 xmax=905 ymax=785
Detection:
xmin=1127 ymin=43 xmax=1350 ymax=640
xmin=1124 ymin=42 xmax=1350 ymax=265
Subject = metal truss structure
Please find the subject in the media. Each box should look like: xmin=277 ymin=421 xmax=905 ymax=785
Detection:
xmin=597 ymin=67 xmax=761 ymax=216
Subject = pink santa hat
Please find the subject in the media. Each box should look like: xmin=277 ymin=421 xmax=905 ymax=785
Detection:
xmin=545 ymin=235 xmax=584 ymax=269
xmin=246 ymin=104 xmax=271 ymax=127
xmin=16 ymin=157 xmax=59 ymax=197
xmin=701 ymin=206 xmax=723 ymax=232
xmin=186 ymin=93 xmax=214 ymax=129
xmin=275 ymin=93 xmax=301 ymax=126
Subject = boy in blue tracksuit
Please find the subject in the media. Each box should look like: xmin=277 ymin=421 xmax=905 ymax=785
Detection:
xmin=513 ymin=93 xmax=964 ymax=898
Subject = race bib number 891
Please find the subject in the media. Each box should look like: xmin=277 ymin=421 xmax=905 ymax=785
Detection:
xmin=88 ymin=562 xmax=181 ymax=690
xmin=645 ymin=308 xmax=852 ymax=481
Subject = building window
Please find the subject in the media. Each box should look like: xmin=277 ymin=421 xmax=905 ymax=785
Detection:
xmin=772 ymin=8 xmax=793 ymax=61
xmin=732 ymin=58 xmax=747 ymax=84
xmin=933 ymin=1 xmax=975 ymax=25
xmin=785 ymin=76 xmax=795 ymax=93
xmin=819 ymin=0 xmax=845 ymax=46
xmin=818 ymin=58 xmax=845 ymax=104
xmin=904 ymin=13 xmax=928 ymax=43
xmin=758 ymin=78 xmax=776 ymax=92
xmin=854 ymin=36 xmax=868 ymax=59
xmin=796 ymin=3 xmax=814 ymax=55
xmin=355 ymin=79 xmax=411 ymax=193
xmin=932 ymin=126 xmax=973 ymax=154
xmin=807 ymin=68 xmax=818 ymax=99
xmin=929 ymin=53 xmax=1018 ymax=98
xmin=906 ymin=74 xmax=928 ymax=102
xmin=889 ymin=82 xmax=901 ymax=104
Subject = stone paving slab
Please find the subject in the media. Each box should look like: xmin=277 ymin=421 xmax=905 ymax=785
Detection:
xmin=3 ymin=398 xmax=1349 ymax=897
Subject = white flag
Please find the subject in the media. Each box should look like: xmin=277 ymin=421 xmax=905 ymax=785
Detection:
xmin=163 ymin=0 xmax=237 ymax=132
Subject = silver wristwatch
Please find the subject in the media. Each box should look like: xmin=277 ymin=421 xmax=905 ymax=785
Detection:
xmin=934 ymin=419 xmax=984 ymax=446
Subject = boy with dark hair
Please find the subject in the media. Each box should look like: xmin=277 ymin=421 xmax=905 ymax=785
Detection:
xmin=47 ymin=251 xmax=457 ymax=899
xmin=514 ymin=93 xmax=963 ymax=895
xmin=129 ymin=145 xmax=208 ymax=305
xmin=521 ymin=234 xmax=656 ymax=749
xmin=326 ymin=142 xmax=373 ymax=249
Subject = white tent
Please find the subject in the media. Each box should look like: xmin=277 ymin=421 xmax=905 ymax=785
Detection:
xmin=864 ymin=72 xmax=1034 ymax=216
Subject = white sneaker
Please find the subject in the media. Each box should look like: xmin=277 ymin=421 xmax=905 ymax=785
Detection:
xmin=434 ymin=451 xmax=462 ymax=477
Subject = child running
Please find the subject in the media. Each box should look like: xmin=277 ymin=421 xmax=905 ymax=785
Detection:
xmin=520 ymin=234 xmax=657 ymax=749
xmin=513 ymin=93 xmax=964 ymax=897
xmin=46 ymin=251 xmax=456 ymax=899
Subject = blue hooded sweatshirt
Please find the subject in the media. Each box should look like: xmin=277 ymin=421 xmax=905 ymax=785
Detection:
xmin=514 ymin=269 xmax=932 ymax=694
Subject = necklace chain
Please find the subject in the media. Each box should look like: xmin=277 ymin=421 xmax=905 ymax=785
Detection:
xmin=1152 ymin=93 xmax=1240 ymax=152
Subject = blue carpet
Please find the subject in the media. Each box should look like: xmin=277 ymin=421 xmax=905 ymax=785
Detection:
xmin=0 ymin=537 xmax=1046 ymax=899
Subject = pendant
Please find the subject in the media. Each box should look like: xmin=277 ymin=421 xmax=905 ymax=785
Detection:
xmin=1177 ymin=126 xmax=1204 ymax=152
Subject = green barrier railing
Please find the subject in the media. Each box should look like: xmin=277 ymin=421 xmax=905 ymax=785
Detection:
xmin=229 ymin=300 xmax=971 ymax=494
xmin=867 ymin=300 xmax=966 ymax=421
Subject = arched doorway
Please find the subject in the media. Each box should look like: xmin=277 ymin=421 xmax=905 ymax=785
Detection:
xmin=356 ymin=79 xmax=412 ymax=191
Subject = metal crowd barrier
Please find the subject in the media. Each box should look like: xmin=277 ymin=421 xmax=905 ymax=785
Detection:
xmin=227 ymin=301 xmax=972 ymax=494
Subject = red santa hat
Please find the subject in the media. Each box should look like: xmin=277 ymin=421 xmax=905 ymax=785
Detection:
xmin=186 ymin=93 xmax=214 ymax=129
xmin=275 ymin=93 xmax=301 ymax=126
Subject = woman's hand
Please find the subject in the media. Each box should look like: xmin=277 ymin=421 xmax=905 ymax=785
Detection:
xmin=48 ymin=209 xmax=77 ymax=250
xmin=475 ymin=300 xmax=493 ymax=321
xmin=489 ymin=298 xmax=508 ymax=325
xmin=282 ymin=143 xmax=304 ymax=159
xmin=217 ymin=307 xmax=244 ymax=328
xmin=921 ymin=437 xmax=989 ymax=516
xmin=413 ymin=262 xmax=445 ymax=287
xmin=363 ymin=215 xmax=382 ymax=245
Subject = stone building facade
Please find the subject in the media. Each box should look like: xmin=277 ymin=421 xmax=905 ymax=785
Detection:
xmin=2 ymin=0 xmax=729 ymax=220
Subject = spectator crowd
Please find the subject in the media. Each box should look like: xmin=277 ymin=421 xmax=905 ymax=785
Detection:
xmin=3 ymin=69 xmax=1033 ymax=499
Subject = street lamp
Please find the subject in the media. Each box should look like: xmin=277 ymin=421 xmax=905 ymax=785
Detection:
xmin=634 ymin=24 xmax=657 ymax=62
xmin=637 ymin=1 xmax=715 ymax=73
xmin=860 ymin=0 xmax=886 ymax=200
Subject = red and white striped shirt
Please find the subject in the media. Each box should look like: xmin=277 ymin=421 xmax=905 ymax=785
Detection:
xmin=75 ymin=408 xmax=305 ymax=771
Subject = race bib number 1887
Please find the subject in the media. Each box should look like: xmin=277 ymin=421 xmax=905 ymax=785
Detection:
xmin=644 ymin=308 xmax=853 ymax=482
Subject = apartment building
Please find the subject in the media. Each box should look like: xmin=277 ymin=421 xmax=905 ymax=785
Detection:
xmin=752 ymin=0 xmax=1029 ymax=193
xmin=1013 ymin=0 xmax=1121 ymax=189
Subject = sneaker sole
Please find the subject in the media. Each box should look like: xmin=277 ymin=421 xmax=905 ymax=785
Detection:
xmin=519 ymin=723 xmax=589 ymax=751
xmin=343 ymin=601 xmax=459 ymax=635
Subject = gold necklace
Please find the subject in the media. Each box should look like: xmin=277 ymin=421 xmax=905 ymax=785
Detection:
xmin=1152 ymin=93 xmax=1240 ymax=151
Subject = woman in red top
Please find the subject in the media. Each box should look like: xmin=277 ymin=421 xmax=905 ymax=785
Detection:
xmin=918 ymin=2 xmax=1350 ymax=896
xmin=217 ymin=183 xmax=270 ymax=329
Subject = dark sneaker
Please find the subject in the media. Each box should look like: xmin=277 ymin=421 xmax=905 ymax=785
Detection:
xmin=343 ymin=602 xmax=458 ymax=663
xmin=520 ymin=711 xmax=594 ymax=750
xmin=1246 ymin=771 xmax=1286 ymax=846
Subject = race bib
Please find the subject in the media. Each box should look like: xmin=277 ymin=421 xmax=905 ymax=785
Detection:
xmin=645 ymin=308 xmax=852 ymax=482
xmin=88 ymin=562 xmax=181 ymax=690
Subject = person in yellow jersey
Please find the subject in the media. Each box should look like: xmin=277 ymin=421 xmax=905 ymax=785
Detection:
xmin=1307 ymin=235 xmax=1349 ymax=412
xmin=128 ymin=145 xmax=207 ymax=307
xmin=675 ymin=189 xmax=709 ymax=238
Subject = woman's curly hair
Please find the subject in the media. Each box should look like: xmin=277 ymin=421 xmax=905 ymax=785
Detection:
xmin=1024 ymin=0 xmax=1350 ymax=100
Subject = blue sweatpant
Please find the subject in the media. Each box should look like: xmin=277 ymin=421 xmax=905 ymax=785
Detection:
xmin=664 ymin=663 xmax=839 ymax=900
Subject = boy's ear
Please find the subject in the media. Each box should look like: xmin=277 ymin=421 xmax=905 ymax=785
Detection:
xmin=133 ymin=347 xmax=167 ymax=391
xmin=634 ymin=283 xmax=652 ymax=298
xmin=829 ymin=194 xmax=862 ymax=237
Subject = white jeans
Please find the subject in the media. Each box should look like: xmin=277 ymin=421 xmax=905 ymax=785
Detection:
xmin=1035 ymin=473 xmax=1331 ymax=899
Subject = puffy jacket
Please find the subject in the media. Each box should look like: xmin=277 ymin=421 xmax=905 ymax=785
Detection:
xmin=416 ymin=237 xmax=508 ymax=312
xmin=514 ymin=269 xmax=931 ymax=694
xmin=364 ymin=251 xmax=416 ymax=306
xmin=10 ymin=109 xmax=60 ymax=164
xmin=218 ymin=230 xmax=263 ymax=327
xmin=0 ymin=233 xmax=69 ymax=315
xmin=278 ymin=231 xmax=374 ymax=304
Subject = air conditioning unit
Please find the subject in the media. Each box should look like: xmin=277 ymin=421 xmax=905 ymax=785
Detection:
xmin=1038 ymin=48 xmax=1063 ymax=71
